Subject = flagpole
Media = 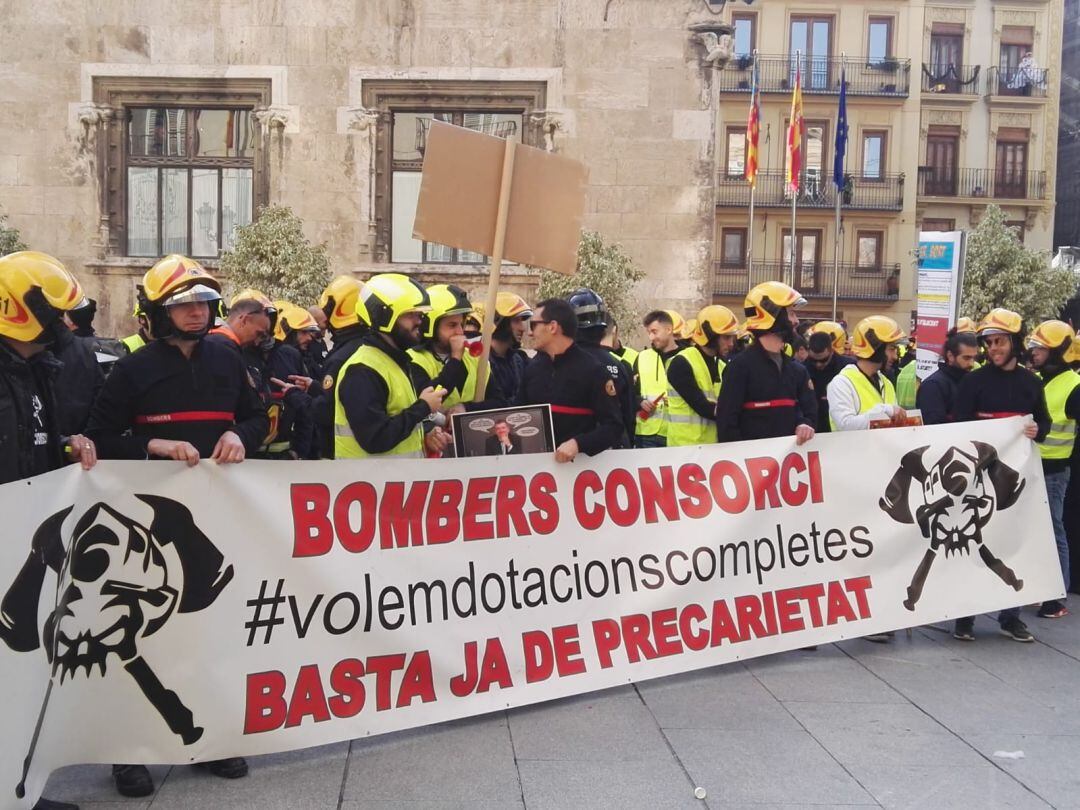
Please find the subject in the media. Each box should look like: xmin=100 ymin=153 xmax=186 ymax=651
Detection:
xmin=832 ymin=54 xmax=846 ymax=321
xmin=747 ymin=50 xmax=758 ymax=291
xmin=789 ymin=51 xmax=800 ymax=287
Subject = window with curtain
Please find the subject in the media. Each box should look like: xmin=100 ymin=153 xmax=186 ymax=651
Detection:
xmin=725 ymin=128 xmax=747 ymax=178
xmin=125 ymin=108 xmax=257 ymax=258
xmin=856 ymin=231 xmax=883 ymax=268
xmin=720 ymin=228 xmax=747 ymax=267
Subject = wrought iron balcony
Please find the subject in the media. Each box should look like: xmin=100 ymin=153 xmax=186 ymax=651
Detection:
xmin=714 ymin=261 xmax=902 ymax=301
xmin=718 ymin=54 xmax=911 ymax=97
xmin=921 ymin=64 xmax=982 ymax=95
xmin=716 ymin=169 xmax=905 ymax=211
xmin=986 ymin=66 xmax=1049 ymax=98
xmin=916 ymin=167 xmax=1047 ymax=200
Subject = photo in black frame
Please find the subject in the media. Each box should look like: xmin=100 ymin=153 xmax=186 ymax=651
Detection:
xmin=451 ymin=405 xmax=556 ymax=458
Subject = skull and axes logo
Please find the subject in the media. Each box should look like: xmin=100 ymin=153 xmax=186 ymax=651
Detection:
xmin=879 ymin=441 xmax=1026 ymax=612
xmin=0 ymin=496 xmax=232 ymax=798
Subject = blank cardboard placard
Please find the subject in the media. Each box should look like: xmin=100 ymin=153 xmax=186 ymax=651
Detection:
xmin=412 ymin=120 xmax=587 ymax=275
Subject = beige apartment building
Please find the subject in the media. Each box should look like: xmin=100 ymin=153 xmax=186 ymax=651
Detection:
xmin=0 ymin=0 xmax=1064 ymax=338
xmin=712 ymin=0 xmax=1064 ymax=327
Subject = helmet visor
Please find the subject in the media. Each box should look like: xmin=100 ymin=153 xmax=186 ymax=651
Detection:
xmin=164 ymin=284 xmax=222 ymax=307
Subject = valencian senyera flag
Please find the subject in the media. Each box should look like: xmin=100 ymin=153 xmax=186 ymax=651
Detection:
xmin=785 ymin=59 xmax=806 ymax=193
xmin=746 ymin=60 xmax=761 ymax=188
xmin=833 ymin=66 xmax=848 ymax=190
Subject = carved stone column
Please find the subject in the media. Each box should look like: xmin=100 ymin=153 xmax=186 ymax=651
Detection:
xmin=253 ymin=106 xmax=291 ymax=204
xmin=78 ymin=103 xmax=119 ymax=258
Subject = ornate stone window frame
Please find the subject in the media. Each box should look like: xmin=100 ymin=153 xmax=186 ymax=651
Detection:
xmin=359 ymin=80 xmax=548 ymax=265
xmin=89 ymin=76 xmax=273 ymax=259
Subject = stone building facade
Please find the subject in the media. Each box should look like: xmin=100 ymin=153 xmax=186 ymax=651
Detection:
xmin=1 ymin=0 xmax=735 ymax=338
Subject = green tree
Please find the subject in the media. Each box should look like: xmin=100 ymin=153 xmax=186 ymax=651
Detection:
xmin=219 ymin=205 xmax=332 ymax=305
xmin=960 ymin=205 xmax=1076 ymax=325
xmin=0 ymin=215 xmax=27 ymax=256
xmin=536 ymin=231 xmax=645 ymax=330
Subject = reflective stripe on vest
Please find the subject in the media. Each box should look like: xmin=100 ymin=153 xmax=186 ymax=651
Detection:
xmin=134 ymin=410 xmax=234 ymax=425
xmin=407 ymin=347 xmax=478 ymax=409
xmin=1040 ymin=370 xmax=1080 ymax=460
xmin=896 ymin=362 xmax=918 ymax=409
xmin=121 ymin=333 xmax=146 ymax=353
xmin=666 ymin=347 xmax=721 ymax=446
xmin=634 ymin=348 xmax=668 ymax=438
xmin=333 ymin=344 xmax=425 ymax=459
xmin=829 ymin=365 xmax=897 ymax=431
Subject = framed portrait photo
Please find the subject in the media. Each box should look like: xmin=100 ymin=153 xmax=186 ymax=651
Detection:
xmin=451 ymin=405 xmax=556 ymax=458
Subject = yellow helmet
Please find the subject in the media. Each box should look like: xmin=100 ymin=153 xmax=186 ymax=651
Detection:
xmin=691 ymin=305 xmax=739 ymax=347
xmin=273 ymin=301 xmax=320 ymax=342
xmin=421 ymin=284 xmax=473 ymax=340
xmin=977 ymin=308 xmax=1023 ymax=337
xmin=358 ymin=273 xmax=430 ymax=333
xmin=955 ymin=316 xmax=977 ymax=334
xmin=680 ymin=318 xmax=698 ymax=341
xmin=141 ymin=255 xmax=221 ymax=306
xmin=464 ymin=306 xmax=483 ymax=335
xmin=0 ymin=251 xmax=84 ymax=342
xmin=1026 ymin=320 xmax=1076 ymax=353
xmin=807 ymin=321 xmax=847 ymax=353
xmin=850 ymin=315 xmax=906 ymax=360
xmin=664 ymin=310 xmax=686 ymax=337
xmin=464 ymin=291 xmax=532 ymax=336
xmin=318 ymin=275 xmax=366 ymax=331
xmin=743 ymin=281 xmax=805 ymax=332
xmin=1068 ymin=336 xmax=1080 ymax=364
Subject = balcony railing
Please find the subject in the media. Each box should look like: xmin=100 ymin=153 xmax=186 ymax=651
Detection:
xmin=716 ymin=169 xmax=905 ymax=211
xmin=714 ymin=261 xmax=901 ymax=301
xmin=719 ymin=54 xmax=911 ymax=97
xmin=921 ymin=64 xmax=982 ymax=95
xmin=986 ymin=66 xmax=1049 ymax=98
xmin=917 ymin=167 xmax=1047 ymax=200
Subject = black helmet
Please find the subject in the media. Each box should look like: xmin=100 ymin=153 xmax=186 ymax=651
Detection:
xmin=567 ymin=287 xmax=608 ymax=329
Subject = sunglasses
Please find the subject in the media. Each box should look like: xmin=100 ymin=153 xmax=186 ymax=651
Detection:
xmin=528 ymin=319 xmax=552 ymax=329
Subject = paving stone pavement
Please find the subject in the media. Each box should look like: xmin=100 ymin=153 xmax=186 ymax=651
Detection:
xmin=47 ymin=615 xmax=1080 ymax=809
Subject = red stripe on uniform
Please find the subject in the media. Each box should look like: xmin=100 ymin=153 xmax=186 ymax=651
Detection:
xmin=550 ymin=405 xmax=595 ymax=416
xmin=742 ymin=399 xmax=797 ymax=410
xmin=134 ymin=411 xmax=235 ymax=425
xmin=975 ymin=411 xmax=1025 ymax=420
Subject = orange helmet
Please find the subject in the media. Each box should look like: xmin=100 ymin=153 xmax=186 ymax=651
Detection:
xmin=807 ymin=320 xmax=847 ymax=354
xmin=318 ymin=275 xmax=366 ymax=331
xmin=744 ymin=281 xmax=805 ymax=332
xmin=691 ymin=305 xmax=739 ymax=347
xmin=850 ymin=316 xmax=906 ymax=360
xmin=977 ymin=308 xmax=1023 ymax=337
xmin=1026 ymin=320 xmax=1076 ymax=353
xmin=0 ymin=251 xmax=83 ymax=342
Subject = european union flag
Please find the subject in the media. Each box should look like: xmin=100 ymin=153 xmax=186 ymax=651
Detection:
xmin=833 ymin=67 xmax=848 ymax=190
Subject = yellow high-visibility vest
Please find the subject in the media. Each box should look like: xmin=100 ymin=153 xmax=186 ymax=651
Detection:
xmin=634 ymin=348 xmax=668 ymax=438
xmin=1040 ymin=370 xmax=1080 ymax=461
xmin=334 ymin=344 xmax=424 ymax=459
xmin=666 ymin=346 xmax=721 ymax=446
xmin=830 ymin=364 xmax=897 ymax=431
xmin=407 ymin=347 xmax=478 ymax=409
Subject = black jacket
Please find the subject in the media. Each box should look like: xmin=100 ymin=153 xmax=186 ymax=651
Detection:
xmin=954 ymin=362 xmax=1051 ymax=446
xmin=491 ymin=345 xmax=528 ymax=406
xmin=517 ymin=342 xmax=624 ymax=456
xmin=268 ymin=343 xmax=315 ymax=458
xmin=0 ymin=343 xmax=65 ymax=484
xmin=312 ymin=328 xmax=366 ymax=458
xmin=916 ymin=362 xmax=967 ymax=426
xmin=716 ymin=341 xmax=817 ymax=442
xmin=52 ymin=329 xmax=105 ymax=436
xmin=86 ymin=338 xmax=269 ymax=459
xmin=801 ymin=353 xmax=852 ymax=433
xmin=579 ymin=342 xmax=634 ymax=446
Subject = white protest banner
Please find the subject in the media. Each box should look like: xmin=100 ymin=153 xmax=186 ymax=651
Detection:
xmin=0 ymin=419 xmax=1062 ymax=809
xmin=916 ymin=230 xmax=966 ymax=381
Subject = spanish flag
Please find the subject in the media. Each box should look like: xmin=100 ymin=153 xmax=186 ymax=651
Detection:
xmin=745 ymin=61 xmax=760 ymax=188
xmin=785 ymin=62 xmax=806 ymax=193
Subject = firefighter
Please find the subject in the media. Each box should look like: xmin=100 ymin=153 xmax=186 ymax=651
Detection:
xmin=0 ymin=252 xmax=93 ymax=810
xmin=410 ymin=284 xmax=506 ymax=412
xmin=568 ymin=288 xmax=635 ymax=445
xmin=519 ymin=297 xmax=624 ymax=462
xmin=1026 ymin=320 xmax=1080 ymax=619
xmin=312 ymin=275 xmax=367 ymax=458
xmin=802 ymin=321 xmax=851 ymax=433
xmin=827 ymin=316 xmax=907 ymax=431
xmin=603 ymin=319 xmax=638 ymax=368
xmin=474 ymin=291 xmax=532 ymax=400
xmin=259 ymin=301 xmax=320 ymax=459
xmin=952 ymin=308 xmax=1050 ymax=643
xmin=665 ymin=305 xmax=738 ymax=447
xmin=916 ymin=327 xmax=979 ymax=425
xmin=716 ymin=282 xmax=816 ymax=444
xmin=334 ymin=273 xmax=448 ymax=458
xmin=120 ymin=298 xmax=152 ymax=354
xmin=84 ymin=255 xmax=265 ymax=796
xmin=634 ymin=310 xmax=682 ymax=448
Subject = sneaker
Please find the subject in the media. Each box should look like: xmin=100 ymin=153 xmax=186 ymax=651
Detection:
xmin=999 ymin=617 xmax=1035 ymax=642
xmin=197 ymin=757 xmax=249 ymax=779
xmin=953 ymin=618 xmax=975 ymax=641
xmin=865 ymin=632 xmax=895 ymax=643
xmin=112 ymin=764 xmax=154 ymax=798
xmin=1037 ymin=600 xmax=1069 ymax=619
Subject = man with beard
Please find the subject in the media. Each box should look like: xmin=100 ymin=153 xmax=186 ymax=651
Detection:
xmin=0 ymin=251 xmax=98 ymax=810
xmin=716 ymin=282 xmax=816 ymax=445
xmin=313 ymin=275 xmax=366 ymax=457
xmin=334 ymin=273 xmax=447 ymax=458
xmin=665 ymin=305 xmax=738 ymax=447
xmin=915 ymin=327 xmax=979 ymax=425
xmin=952 ymin=308 xmax=1050 ymax=643
xmin=802 ymin=321 xmax=851 ymax=433
xmin=481 ymin=291 xmax=532 ymax=401
xmin=826 ymin=316 xmax=908 ymax=432
xmin=1025 ymin=320 xmax=1080 ymax=619
xmin=633 ymin=310 xmax=682 ymax=448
